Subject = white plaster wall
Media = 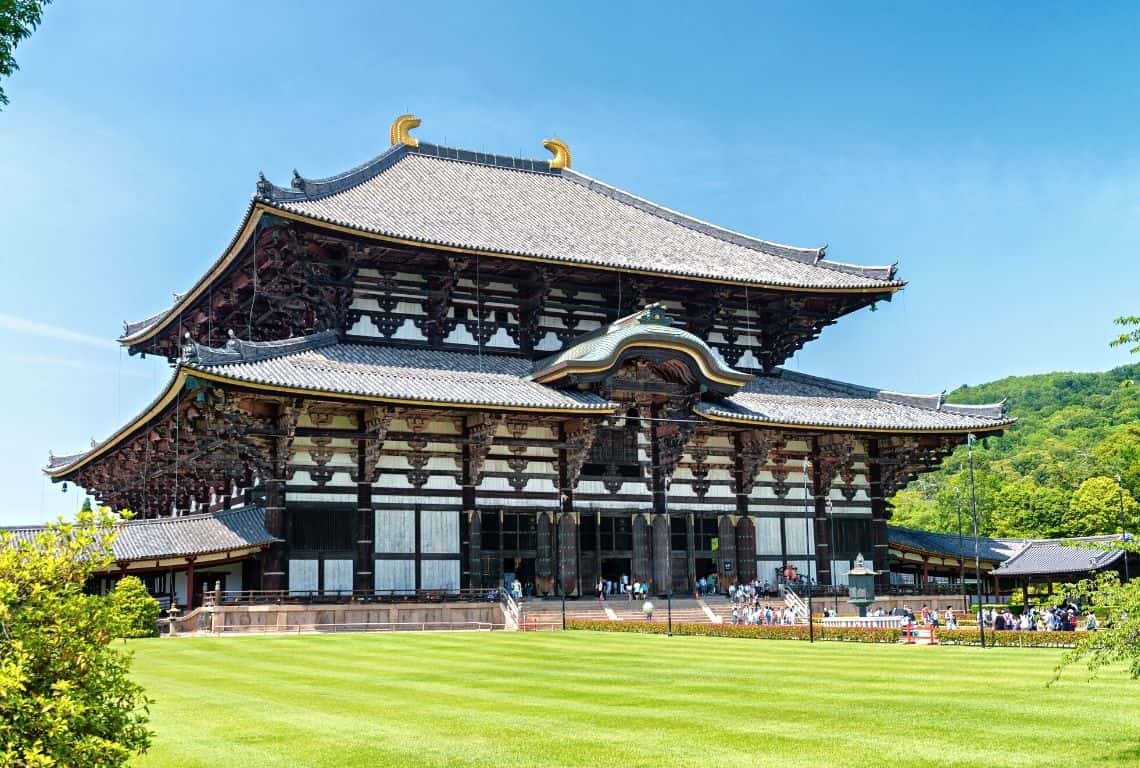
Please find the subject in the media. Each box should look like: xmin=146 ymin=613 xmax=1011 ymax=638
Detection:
xmin=323 ymin=559 xmax=354 ymax=593
xmin=421 ymin=560 xmax=460 ymax=591
xmin=420 ymin=510 xmax=458 ymax=554
xmin=756 ymin=516 xmax=782 ymax=555
xmin=375 ymin=559 xmax=415 ymax=594
xmin=376 ymin=509 xmax=415 ymax=553
xmin=289 ymin=559 xmax=319 ymax=594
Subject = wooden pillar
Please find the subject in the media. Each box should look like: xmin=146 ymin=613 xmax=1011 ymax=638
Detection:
xmin=685 ymin=511 xmax=696 ymax=594
xmin=556 ymin=423 xmax=579 ymax=596
xmin=731 ymin=434 xmax=750 ymax=583
xmin=462 ymin=422 xmax=480 ymax=588
xmin=717 ymin=514 xmax=737 ymax=588
xmin=648 ymin=401 xmax=670 ymax=593
xmin=354 ymin=417 xmax=374 ymax=594
xmin=921 ymin=557 xmax=930 ymax=591
xmin=811 ymin=441 xmax=833 ymax=587
xmin=866 ymin=437 xmax=891 ymax=590
xmin=735 ymin=517 xmax=757 ymax=583
xmin=262 ymin=475 xmax=287 ymax=592
xmin=186 ymin=557 xmax=196 ymax=610
xmin=651 ymin=514 xmax=670 ymax=594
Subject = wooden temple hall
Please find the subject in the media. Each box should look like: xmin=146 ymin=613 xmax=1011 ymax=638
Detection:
xmin=45 ymin=115 xmax=1013 ymax=607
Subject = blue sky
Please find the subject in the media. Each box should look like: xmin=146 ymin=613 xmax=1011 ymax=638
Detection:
xmin=2 ymin=2 xmax=1138 ymax=525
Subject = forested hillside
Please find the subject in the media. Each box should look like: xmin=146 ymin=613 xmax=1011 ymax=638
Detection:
xmin=890 ymin=363 xmax=1140 ymax=539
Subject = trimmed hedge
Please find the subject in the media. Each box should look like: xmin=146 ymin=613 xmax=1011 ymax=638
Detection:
xmin=565 ymin=619 xmax=900 ymax=643
xmin=937 ymin=629 xmax=1088 ymax=648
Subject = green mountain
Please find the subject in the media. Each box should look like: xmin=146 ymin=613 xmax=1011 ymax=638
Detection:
xmin=889 ymin=363 xmax=1140 ymax=539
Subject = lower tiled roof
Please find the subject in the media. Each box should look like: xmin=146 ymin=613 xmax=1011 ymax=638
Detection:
xmin=1 ymin=507 xmax=277 ymax=564
xmin=697 ymin=370 xmax=1012 ymax=432
xmin=991 ymin=536 xmax=1127 ymax=577
xmin=887 ymin=525 xmax=1019 ymax=563
xmin=185 ymin=337 xmax=612 ymax=411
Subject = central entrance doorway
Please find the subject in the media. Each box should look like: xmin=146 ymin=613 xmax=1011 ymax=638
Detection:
xmin=601 ymin=557 xmax=631 ymax=596
xmin=503 ymin=557 xmax=535 ymax=595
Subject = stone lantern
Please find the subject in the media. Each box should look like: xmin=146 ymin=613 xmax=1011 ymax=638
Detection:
xmin=847 ymin=553 xmax=878 ymax=617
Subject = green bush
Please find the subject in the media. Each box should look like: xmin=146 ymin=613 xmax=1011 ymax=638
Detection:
xmin=565 ymin=620 xmax=900 ymax=644
xmin=109 ymin=576 xmax=161 ymax=638
xmin=938 ymin=629 xmax=1088 ymax=648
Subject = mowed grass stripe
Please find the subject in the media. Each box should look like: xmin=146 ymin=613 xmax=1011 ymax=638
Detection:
xmin=128 ymin=632 xmax=1139 ymax=768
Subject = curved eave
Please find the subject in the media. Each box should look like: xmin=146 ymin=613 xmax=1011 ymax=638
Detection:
xmin=530 ymin=338 xmax=751 ymax=389
xmin=695 ymin=407 xmax=1015 ymax=435
xmin=120 ymin=200 xmax=262 ymax=348
xmin=120 ymin=201 xmax=905 ymax=351
xmin=103 ymin=544 xmax=274 ymax=573
xmin=48 ymin=367 xmax=615 ymax=480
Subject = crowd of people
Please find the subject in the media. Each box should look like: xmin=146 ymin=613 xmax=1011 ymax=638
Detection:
xmin=727 ymin=580 xmax=802 ymax=625
xmin=980 ymin=605 xmax=1100 ymax=632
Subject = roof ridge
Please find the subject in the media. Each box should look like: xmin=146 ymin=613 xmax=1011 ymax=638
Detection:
xmin=183 ymin=330 xmax=339 ymax=367
xmin=255 ymin=143 xmax=409 ymax=203
xmin=561 ymin=168 xmax=826 ymax=266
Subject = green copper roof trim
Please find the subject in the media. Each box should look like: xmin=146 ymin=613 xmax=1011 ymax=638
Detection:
xmin=530 ymin=304 xmax=751 ymax=391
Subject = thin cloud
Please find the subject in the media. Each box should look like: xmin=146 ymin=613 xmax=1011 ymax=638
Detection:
xmin=0 ymin=313 xmax=117 ymax=350
xmin=0 ymin=354 xmax=154 ymax=378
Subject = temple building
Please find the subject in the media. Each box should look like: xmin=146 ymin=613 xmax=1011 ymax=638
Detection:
xmin=44 ymin=115 xmax=1013 ymax=607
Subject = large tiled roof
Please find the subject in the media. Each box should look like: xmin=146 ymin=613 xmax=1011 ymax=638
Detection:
xmin=1 ymin=507 xmax=277 ymax=564
xmin=991 ymin=536 xmax=1128 ymax=577
xmin=696 ymin=370 xmax=1013 ymax=433
xmin=257 ymin=142 xmax=900 ymax=291
xmin=887 ymin=525 xmax=1019 ymax=563
xmin=121 ymin=140 xmax=902 ymax=344
xmin=182 ymin=332 xmax=612 ymax=412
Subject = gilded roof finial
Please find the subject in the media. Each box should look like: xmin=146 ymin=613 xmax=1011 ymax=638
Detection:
xmin=543 ymin=138 xmax=572 ymax=169
xmin=390 ymin=114 xmax=421 ymax=147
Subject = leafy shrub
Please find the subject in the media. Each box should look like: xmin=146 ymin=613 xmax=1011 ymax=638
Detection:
xmin=109 ymin=575 xmax=161 ymax=638
xmin=938 ymin=629 xmax=1088 ymax=648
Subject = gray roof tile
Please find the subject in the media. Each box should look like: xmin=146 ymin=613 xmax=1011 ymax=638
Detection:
xmin=697 ymin=370 xmax=1013 ymax=432
xmin=887 ymin=524 xmax=1018 ymax=563
xmin=2 ymin=507 xmax=277 ymax=563
xmin=263 ymin=143 xmax=900 ymax=290
xmin=186 ymin=336 xmax=613 ymax=411
xmin=991 ymin=536 xmax=1127 ymax=577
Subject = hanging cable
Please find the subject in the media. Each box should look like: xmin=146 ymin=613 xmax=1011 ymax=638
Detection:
xmin=174 ymin=385 xmax=182 ymax=517
xmin=476 ymin=254 xmax=484 ymax=371
xmin=248 ymin=234 xmax=259 ymax=340
xmin=745 ymin=285 xmax=754 ymax=370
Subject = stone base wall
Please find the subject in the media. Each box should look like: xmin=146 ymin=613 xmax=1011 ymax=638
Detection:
xmin=199 ymin=602 xmax=502 ymax=634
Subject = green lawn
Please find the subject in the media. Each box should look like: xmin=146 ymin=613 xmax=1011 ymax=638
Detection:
xmin=128 ymin=631 xmax=1139 ymax=767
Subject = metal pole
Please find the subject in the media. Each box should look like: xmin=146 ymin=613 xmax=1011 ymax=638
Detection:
xmin=1118 ymin=475 xmax=1130 ymax=582
xmin=803 ymin=458 xmax=814 ymax=642
xmin=968 ymin=434 xmax=984 ymax=649
xmin=666 ymin=477 xmax=673 ymax=637
xmin=957 ymin=487 xmax=966 ymax=609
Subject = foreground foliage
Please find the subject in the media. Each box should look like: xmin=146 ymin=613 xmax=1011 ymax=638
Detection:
xmin=1056 ymin=561 xmax=1140 ymax=680
xmin=128 ymin=632 xmax=1139 ymax=767
xmin=0 ymin=0 xmax=50 ymax=107
xmin=891 ymin=362 xmax=1140 ymax=538
xmin=0 ymin=508 xmax=151 ymax=767
xmin=109 ymin=576 xmax=161 ymax=639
